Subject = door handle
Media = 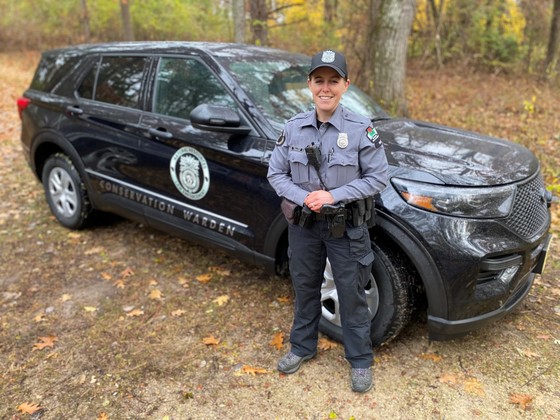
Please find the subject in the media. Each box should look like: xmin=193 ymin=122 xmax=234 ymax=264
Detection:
xmin=65 ymin=105 xmax=83 ymax=117
xmin=148 ymin=127 xmax=173 ymax=139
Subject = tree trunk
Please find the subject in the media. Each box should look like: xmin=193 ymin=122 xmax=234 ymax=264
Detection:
xmin=120 ymin=0 xmax=134 ymax=41
xmin=80 ymin=0 xmax=91 ymax=43
xmin=372 ymin=0 xmax=416 ymax=116
xmin=324 ymin=0 xmax=338 ymax=23
xmin=545 ymin=0 xmax=560 ymax=79
xmin=249 ymin=0 xmax=268 ymax=46
xmin=428 ymin=0 xmax=444 ymax=69
xmin=233 ymin=0 xmax=245 ymax=43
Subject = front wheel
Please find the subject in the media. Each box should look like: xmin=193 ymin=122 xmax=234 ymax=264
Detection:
xmin=42 ymin=153 xmax=92 ymax=229
xmin=319 ymin=241 xmax=412 ymax=347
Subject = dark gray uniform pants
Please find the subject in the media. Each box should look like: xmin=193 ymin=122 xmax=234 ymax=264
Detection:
xmin=287 ymin=220 xmax=374 ymax=368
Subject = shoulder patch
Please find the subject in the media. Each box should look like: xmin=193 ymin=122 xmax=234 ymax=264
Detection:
xmin=366 ymin=126 xmax=379 ymax=142
xmin=367 ymin=126 xmax=383 ymax=149
xmin=276 ymin=131 xmax=286 ymax=146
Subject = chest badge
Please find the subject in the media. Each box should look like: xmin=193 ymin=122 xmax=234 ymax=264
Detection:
xmin=337 ymin=133 xmax=348 ymax=149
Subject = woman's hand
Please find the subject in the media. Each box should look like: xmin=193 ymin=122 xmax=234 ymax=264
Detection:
xmin=304 ymin=190 xmax=335 ymax=213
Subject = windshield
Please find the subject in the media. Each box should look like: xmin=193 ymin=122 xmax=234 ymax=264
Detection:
xmin=221 ymin=56 xmax=388 ymax=128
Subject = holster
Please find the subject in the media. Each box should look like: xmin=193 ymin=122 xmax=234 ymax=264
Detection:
xmin=349 ymin=197 xmax=376 ymax=228
xmin=280 ymin=198 xmax=301 ymax=225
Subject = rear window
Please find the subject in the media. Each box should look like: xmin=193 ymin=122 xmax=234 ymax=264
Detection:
xmin=30 ymin=52 xmax=80 ymax=92
xmin=93 ymin=56 xmax=148 ymax=107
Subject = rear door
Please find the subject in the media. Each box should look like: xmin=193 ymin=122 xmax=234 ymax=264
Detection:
xmin=60 ymin=54 xmax=152 ymax=218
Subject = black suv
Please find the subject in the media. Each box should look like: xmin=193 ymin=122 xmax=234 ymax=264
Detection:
xmin=18 ymin=42 xmax=552 ymax=346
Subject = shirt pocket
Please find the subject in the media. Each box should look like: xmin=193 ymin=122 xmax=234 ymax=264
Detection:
xmin=327 ymin=150 xmax=359 ymax=186
xmin=288 ymin=149 xmax=310 ymax=185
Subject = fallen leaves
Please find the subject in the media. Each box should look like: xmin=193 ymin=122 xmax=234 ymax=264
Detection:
xmin=419 ymin=352 xmax=443 ymax=362
xmin=237 ymin=365 xmax=269 ymax=376
xmin=32 ymin=335 xmax=57 ymax=351
xmin=269 ymin=332 xmax=285 ymax=350
xmin=16 ymin=402 xmax=43 ymax=414
xmin=212 ymin=295 xmax=230 ymax=306
xmin=148 ymin=288 xmax=163 ymax=300
xmin=202 ymin=335 xmax=220 ymax=346
xmin=318 ymin=337 xmax=338 ymax=351
xmin=509 ymin=393 xmax=533 ymax=410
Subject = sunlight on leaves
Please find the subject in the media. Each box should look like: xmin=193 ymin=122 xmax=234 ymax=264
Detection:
xmin=84 ymin=306 xmax=97 ymax=313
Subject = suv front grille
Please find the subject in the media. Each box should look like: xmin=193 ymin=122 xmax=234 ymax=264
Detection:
xmin=502 ymin=174 xmax=549 ymax=240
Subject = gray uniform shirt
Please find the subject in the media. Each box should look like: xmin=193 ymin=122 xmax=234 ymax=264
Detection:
xmin=267 ymin=105 xmax=389 ymax=206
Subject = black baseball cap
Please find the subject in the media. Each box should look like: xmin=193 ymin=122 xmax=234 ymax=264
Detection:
xmin=309 ymin=50 xmax=348 ymax=79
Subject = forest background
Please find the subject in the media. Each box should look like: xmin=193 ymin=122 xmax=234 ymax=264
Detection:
xmin=1 ymin=0 xmax=559 ymax=93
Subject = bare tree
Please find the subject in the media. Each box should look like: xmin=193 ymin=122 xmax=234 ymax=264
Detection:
xmin=371 ymin=0 xmax=416 ymax=116
xmin=80 ymin=0 xmax=91 ymax=43
xmin=233 ymin=0 xmax=246 ymax=43
xmin=545 ymin=0 xmax=560 ymax=79
xmin=120 ymin=0 xmax=134 ymax=41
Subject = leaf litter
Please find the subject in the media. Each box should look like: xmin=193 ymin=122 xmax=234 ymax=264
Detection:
xmin=0 ymin=53 xmax=559 ymax=418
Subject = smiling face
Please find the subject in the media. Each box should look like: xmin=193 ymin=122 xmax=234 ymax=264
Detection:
xmin=308 ymin=67 xmax=350 ymax=122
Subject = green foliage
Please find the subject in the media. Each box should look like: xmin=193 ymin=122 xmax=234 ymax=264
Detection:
xmin=0 ymin=0 xmax=555 ymax=78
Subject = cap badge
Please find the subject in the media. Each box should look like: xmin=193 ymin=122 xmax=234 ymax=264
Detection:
xmin=337 ymin=133 xmax=348 ymax=149
xmin=321 ymin=50 xmax=336 ymax=63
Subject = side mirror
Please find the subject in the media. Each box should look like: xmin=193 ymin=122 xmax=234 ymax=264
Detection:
xmin=190 ymin=104 xmax=251 ymax=135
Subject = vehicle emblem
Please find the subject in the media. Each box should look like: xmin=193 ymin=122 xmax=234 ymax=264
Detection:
xmin=170 ymin=147 xmax=210 ymax=200
xmin=337 ymin=133 xmax=348 ymax=149
xmin=322 ymin=50 xmax=336 ymax=63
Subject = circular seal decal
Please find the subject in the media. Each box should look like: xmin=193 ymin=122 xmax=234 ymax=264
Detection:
xmin=170 ymin=147 xmax=210 ymax=200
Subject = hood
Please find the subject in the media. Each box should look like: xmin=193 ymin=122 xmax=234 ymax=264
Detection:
xmin=377 ymin=118 xmax=539 ymax=186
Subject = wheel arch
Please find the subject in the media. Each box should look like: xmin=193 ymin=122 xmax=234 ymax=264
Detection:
xmin=31 ymin=130 xmax=85 ymax=183
xmin=263 ymin=211 xmax=289 ymax=276
xmin=373 ymin=211 xmax=449 ymax=321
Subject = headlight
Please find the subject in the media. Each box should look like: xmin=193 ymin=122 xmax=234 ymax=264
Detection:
xmin=392 ymin=178 xmax=515 ymax=218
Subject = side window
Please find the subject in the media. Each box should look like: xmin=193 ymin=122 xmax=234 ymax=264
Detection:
xmin=154 ymin=57 xmax=235 ymax=120
xmin=94 ymin=56 xmax=147 ymax=107
xmin=77 ymin=61 xmax=97 ymax=100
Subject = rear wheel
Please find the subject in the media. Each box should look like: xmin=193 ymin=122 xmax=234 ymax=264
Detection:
xmin=42 ymin=153 xmax=92 ymax=229
xmin=319 ymin=241 xmax=412 ymax=347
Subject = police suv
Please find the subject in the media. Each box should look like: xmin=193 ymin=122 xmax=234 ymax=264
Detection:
xmin=18 ymin=42 xmax=552 ymax=346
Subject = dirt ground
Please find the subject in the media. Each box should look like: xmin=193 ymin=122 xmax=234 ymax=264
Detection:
xmin=1 ymin=52 xmax=559 ymax=419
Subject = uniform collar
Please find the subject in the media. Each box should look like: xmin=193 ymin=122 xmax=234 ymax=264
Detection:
xmin=302 ymin=105 xmax=345 ymax=131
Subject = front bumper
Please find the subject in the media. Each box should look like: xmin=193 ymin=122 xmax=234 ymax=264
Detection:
xmin=427 ymin=233 xmax=552 ymax=340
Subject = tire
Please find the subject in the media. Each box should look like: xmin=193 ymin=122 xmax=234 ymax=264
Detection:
xmin=319 ymin=241 xmax=412 ymax=347
xmin=42 ymin=153 xmax=92 ymax=229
